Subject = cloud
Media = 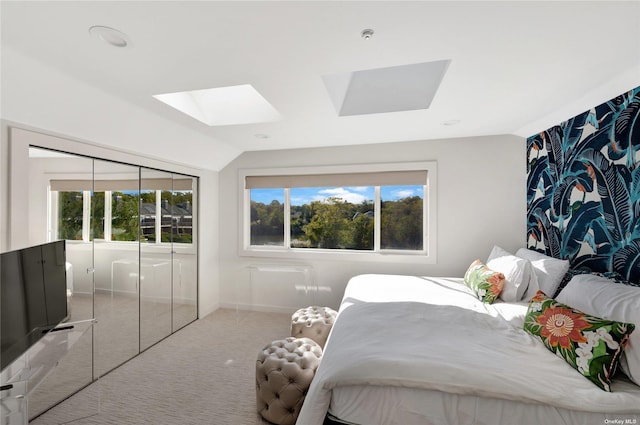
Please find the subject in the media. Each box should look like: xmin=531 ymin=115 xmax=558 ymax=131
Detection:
xmin=290 ymin=187 xmax=374 ymax=205
xmin=290 ymin=196 xmax=307 ymax=205
xmin=316 ymin=187 xmax=369 ymax=204
xmin=391 ymin=189 xmax=416 ymax=199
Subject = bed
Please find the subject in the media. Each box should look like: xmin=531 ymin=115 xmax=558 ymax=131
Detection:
xmin=297 ymin=248 xmax=640 ymax=425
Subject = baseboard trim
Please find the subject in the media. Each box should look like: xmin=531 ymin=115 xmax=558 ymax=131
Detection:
xmin=219 ymin=302 xmax=298 ymax=314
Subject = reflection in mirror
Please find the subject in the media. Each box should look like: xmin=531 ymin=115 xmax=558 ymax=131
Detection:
xmin=22 ymin=146 xmax=198 ymax=420
xmin=140 ymin=168 xmax=173 ymax=351
xmin=172 ymin=176 xmax=198 ymax=331
xmin=92 ymin=160 xmax=140 ymax=377
xmin=27 ymin=147 xmax=97 ymax=420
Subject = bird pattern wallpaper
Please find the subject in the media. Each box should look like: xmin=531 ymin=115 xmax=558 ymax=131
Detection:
xmin=526 ymin=85 xmax=640 ymax=283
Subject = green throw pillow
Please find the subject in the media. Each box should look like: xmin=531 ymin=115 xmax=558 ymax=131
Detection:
xmin=463 ymin=259 xmax=505 ymax=304
xmin=523 ymin=290 xmax=635 ymax=392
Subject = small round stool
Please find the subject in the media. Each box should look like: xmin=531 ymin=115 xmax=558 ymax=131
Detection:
xmin=256 ymin=337 xmax=322 ymax=425
xmin=290 ymin=306 xmax=338 ymax=348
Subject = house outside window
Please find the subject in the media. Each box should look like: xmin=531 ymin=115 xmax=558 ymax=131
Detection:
xmin=52 ymin=180 xmax=193 ymax=245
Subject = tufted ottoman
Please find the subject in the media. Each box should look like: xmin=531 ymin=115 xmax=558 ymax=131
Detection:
xmin=256 ymin=337 xmax=322 ymax=425
xmin=290 ymin=306 xmax=337 ymax=348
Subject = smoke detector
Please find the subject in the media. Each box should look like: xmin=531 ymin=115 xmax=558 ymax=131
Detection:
xmin=361 ymin=29 xmax=374 ymax=40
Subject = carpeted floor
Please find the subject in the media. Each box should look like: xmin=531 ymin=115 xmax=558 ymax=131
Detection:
xmin=31 ymin=309 xmax=291 ymax=425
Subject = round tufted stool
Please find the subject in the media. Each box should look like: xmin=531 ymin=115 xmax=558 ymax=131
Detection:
xmin=256 ymin=337 xmax=322 ymax=425
xmin=290 ymin=306 xmax=338 ymax=348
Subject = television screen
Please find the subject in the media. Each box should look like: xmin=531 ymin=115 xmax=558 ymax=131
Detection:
xmin=1 ymin=240 xmax=68 ymax=371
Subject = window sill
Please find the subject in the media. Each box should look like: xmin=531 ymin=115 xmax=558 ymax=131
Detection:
xmin=64 ymin=239 xmax=196 ymax=254
xmin=239 ymin=247 xmax=436 ymax=264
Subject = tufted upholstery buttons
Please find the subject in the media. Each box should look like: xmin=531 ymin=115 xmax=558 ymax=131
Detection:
xmin=290 ymin=306 xmax=338 ymax=348
xmin=256 ymin=337 xmax=322 ymax=425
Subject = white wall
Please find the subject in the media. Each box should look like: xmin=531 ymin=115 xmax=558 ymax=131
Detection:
xmin=218 ymin=135 xmax=527 ymax=312
xmin=2 ymin=127 xmax=525 ymax=316
xmin=0 ymin=124 xmax=8 ymax=253
xmin=1 ymin=45 xmax=240 ymax=171
xmin=0 ymin=124 xmax=220 ymax=318
xmin=198 ymin=170 xmax=219 ymax=316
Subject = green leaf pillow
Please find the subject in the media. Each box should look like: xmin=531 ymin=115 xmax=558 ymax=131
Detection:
xmin=463 ymin=259 xmax=505 ymax=304
xmin=523 ymin=290 xmax=635 ymax=392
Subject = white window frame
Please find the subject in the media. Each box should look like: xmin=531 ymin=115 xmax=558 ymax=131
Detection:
xmin=50 ymin=188 xmax=195 ymax=246
xmin=239 ymin=161 xmax=437 ymax=264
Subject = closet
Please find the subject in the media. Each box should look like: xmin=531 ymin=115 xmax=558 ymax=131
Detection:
xmin=26 ymin=147 xmax=198 ymax=420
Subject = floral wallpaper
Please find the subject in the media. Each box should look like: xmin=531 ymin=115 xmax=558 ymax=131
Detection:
xmin=526 ymin=86 xmax=640 ymax=282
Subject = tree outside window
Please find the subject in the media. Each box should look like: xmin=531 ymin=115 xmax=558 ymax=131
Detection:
xmin=111 ymin=191 xmax=139 ymax=241
xmin=55 ymin=188 xmax=193 ymax=244
xmin=249 ymin=185 xmax=423 ymax=252
xmin=58 ymin=191 xmax=84 ymax=240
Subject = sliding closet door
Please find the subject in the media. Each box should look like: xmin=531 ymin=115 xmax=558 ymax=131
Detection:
xmin=139 ymin=168 xmax=173 ymax=351
xmin=171 ymin=176 xmax=197 ymax=331
xmin=93 ymin=160 xmax=140 ymax=377
xmin=23 ymin=141 xmax=199 ymax=420
xmin=27 ymin=148 xmax=96 ymax=419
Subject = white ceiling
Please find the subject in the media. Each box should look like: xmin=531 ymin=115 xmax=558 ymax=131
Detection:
xmin=2 ymin=1 xmax=639 ymax=171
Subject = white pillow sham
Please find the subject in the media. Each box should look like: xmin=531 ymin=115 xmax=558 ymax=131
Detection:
xmin=556 ymin=273 xmax=640 ymax=386
xmin=515 ymin=248 xmax=569 ymax=298
xmin=486 ymin=245 xmax=532 ymax=302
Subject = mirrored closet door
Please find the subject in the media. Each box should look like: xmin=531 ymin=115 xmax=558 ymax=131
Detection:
xmin=139 ymin=170 xmax=198 ymax=350
xmin=25 ymin=147 xmax=198 ymax=421
xmin=93 ymin=160 xmax=141 ymax=377
xmin=171 ymin=175 xmax=198 ymax=331
xmin=139 ymin=168 xmax=173 ymax=351
xmin=27 ymin=148 xmax=97 ymax=419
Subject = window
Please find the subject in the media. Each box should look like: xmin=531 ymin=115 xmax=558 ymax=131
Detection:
xmin=167 ymin=191 xmax=194 ymax=244
xmin=289 ymin=186 xmax=374 ymax=250
xmin=57 ymin=191 xmax=84 ymax=240
xmin=91 ymin=191 xmax=106 ymax=240
xmin=110 ymin=191 xmax=139 ymax=242
xmin=51 ymin=180 xmax=194 ymax=244
xmin=380 ymin=186 xmax=423 ymax=250
xmin=250 ymin=189 xmax=284 ymax=246
xmin=241 ymin=162 xmax=436 ymax=262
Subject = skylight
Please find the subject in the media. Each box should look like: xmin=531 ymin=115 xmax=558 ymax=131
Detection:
xmin=153 ymin=84 xmax=281 ymax=126
xmin=322 ymin=60 xmax=451 ymax=116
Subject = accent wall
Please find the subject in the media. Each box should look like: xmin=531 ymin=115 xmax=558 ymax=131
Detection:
xmin=526 ymin=86 xmax=640 ymax=282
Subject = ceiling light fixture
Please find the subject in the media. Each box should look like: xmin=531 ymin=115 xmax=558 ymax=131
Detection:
xmin=89 ymin=25 xmax=131 ymax=48
xmin=361 ymin=29 xmax=374 ymax=40
xmin=254 ymin=134 xmax=270 ymax=139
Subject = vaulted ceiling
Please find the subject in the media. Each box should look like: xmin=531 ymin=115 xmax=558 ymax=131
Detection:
xmin=2 ymin=1 xmax=639 ymax=171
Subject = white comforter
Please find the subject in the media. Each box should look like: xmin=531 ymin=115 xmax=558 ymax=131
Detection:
xmin=297 ymin=274 xmax=640 ymax=425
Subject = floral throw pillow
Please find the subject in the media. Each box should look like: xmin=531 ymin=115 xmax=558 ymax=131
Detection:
xmin=463 ymin=259 xmax=505 ymax=304
xmin=523 ymin=290 xmax=635 ymax=391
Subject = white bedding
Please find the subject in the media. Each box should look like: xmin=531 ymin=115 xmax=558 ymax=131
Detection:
xmin=297 ymin=274 xmax=640 ymax=425
xmin=328 ymin=385 xmax=640 ymax=425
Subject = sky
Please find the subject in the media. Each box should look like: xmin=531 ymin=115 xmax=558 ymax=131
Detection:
xmin=251 ymin=185 xmax=423 ymax=205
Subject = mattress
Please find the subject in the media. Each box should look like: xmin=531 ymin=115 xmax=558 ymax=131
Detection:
xmin=297 ymin=274 xmax=640 ymax=425
xmin=329 ymin=381 xmax=640 ymax=425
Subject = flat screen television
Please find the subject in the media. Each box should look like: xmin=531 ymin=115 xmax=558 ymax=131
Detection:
xmin=1 ymin=240 xmax=68 ymax=372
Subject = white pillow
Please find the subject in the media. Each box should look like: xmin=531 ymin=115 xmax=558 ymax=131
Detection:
xmin=486 ymin=245 xmax=531 ymax=302
xmin=515 ymin=248 xmax=569 ymax=298
xmin=556 ymin=273 xmax=640 ymax=386
xmin=521 ymin=268 xmax=540 ymax=301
